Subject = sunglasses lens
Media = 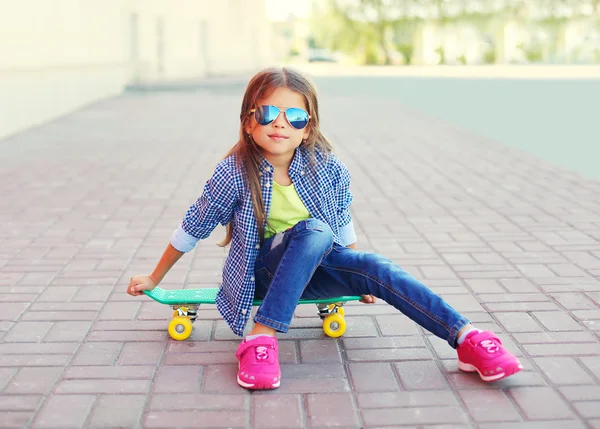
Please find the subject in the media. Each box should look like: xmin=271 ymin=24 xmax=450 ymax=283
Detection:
xmin=255 ymin=105 xmax=280 ymax=125
xmin=286 ymin=108 xmax=309 ymax=129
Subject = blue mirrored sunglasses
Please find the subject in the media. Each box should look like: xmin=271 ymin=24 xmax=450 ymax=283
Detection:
xmin=250 ymin=105 xmax=310 ymax=130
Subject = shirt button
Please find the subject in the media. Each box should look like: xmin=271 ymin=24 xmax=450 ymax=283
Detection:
xmin=265 ymin=183 xmax=270 ymax=188
xmin=300 ymin=171 xmax=305 ymax=175
xmin=241 ymin=309 xmax=247 ymax=315
xmin=250 ymin=276 xmax=255 ymax=282
xmin=255 ymin=244 xmax=260 ymax=249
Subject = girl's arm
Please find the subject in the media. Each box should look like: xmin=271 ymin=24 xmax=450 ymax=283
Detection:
xmin=127 ymin=243 xmax=184 ymax=296
xmin=127 ymin=159 xmax=238 ymax=297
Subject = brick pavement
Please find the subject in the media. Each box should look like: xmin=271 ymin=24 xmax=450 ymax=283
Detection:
xmin=1 ymin=85 xmax=600 ymax=429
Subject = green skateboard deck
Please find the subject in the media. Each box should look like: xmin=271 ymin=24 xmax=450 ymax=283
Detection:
xmin=144 ymin=286 xmax=361 ymax=306
xmin=144 ymin=287 xmax=362 ymax=341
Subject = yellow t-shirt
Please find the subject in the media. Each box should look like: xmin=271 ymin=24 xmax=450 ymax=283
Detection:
xmin=264 ymin=181 xmax=310 ymax=239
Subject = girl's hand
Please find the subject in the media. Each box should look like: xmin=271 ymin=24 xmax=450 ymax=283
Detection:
xmin=360 ymin=294 xmax=376 ymax=304
xmin=127 ymin=275 xmax=157 ymax=296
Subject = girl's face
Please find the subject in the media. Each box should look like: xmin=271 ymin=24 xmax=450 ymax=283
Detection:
xmin=247 ymin=87 xmax=310 ymax=163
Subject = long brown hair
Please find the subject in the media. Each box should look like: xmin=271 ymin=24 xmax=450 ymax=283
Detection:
xmin=217 ymin=67 xmax=333 ymax=247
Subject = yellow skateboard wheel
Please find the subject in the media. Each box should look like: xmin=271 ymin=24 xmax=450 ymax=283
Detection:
xmin=168 ymin=316 xmax=193 ymax=341
xmin=323 ymin=313 xmax=346 ymax=338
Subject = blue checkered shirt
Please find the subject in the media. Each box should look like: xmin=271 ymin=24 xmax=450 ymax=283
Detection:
xmin=170 ymin=146 xmax=356 ymax=336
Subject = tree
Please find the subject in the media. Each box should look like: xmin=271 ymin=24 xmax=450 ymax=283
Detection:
xmin=312 ymin=0 xmax=410 ymax=64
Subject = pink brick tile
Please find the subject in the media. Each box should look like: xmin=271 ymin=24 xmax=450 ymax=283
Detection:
xmin=346 ymin=347 xmax=432 ymax=362
xmin=63 ymin=365 xmax=155 ymax=379
xmin=55 ymin=379 xmax=151 ymax=394
xmin=458 ymin=389 xmax=521 ymax=422
xmin=98 ymin=301 xmax=141 ymax=320
xmin=88 ymin=394 xmax=146 ymax=429
xmin=153 ymin=365 xmax=203 ymax=393
xmin=253 ymin=394 xmax=302 ymax=428
xmin=149 ymin=393 xmax=248 ymax=411
xmin=118 ymin=342 xmax=165 ymax=365
xmin=348 ymin=362 xmax=400 ymax=392
xmin=508 ymin=387 xmax=573 ymax=420
xmin=534 ymin=357 xmax=596 ymax=385
xmin=0 ymin=395 xmax=42 ymax=411
xmin=306 ymin=393 xmax=359 ymax=428
xmin=357 ymin=391 xmax=456 ymax=408
xmin=395 ymin=360 xmax=450 ymax=390
xmin=87 ymin=330 xmax=167 ymax=342
xmin=0 ymin=355 xmax=70 ymax=367
xmin=362 ymin=406 xmax=468 ymax=426
xmin=202 ymin=364 xmax=246 ymax=394
xmin=43 ymin=320 xmax=93 ymax=342
xmin=0 ymin=411 xmax=34 ymax=428
xmin=33 ymin=394 xmax=95 ymax=428
xmin=163 ymin=351 xmax=236 ymax=365
xmin=144 ymin=410 xmax=248 ymax=428
xmin=71 ymin=342 xmax=123 ymax=366
xmin=299 ymin=340 xmax=342 ymax=364
xmin=0 ymin=303 xmax=29 ymax=321
xmin=4 ymin=367 xmax=62 ymax=394
xmin=0 ymin=343 xmax=77 ymax=355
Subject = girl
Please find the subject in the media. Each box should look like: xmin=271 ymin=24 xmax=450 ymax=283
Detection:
xmin=127 ymin=67 xmax=522 ymax=390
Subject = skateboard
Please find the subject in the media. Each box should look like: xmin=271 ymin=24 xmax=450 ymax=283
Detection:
xmin=144 ymin=287 xmax=362 ymax=341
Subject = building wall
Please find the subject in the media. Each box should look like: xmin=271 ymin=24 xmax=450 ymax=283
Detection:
xmin=0 ymin=0 xmax=272 ymax=139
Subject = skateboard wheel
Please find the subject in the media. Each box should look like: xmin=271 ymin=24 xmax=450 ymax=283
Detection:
xmin=168 ymin=316 xmax=193 ymax=341
xmin=323 ymin=313 xmax=346 ymax=338
xmin=337 ymin=307 xmax=345 ymax=317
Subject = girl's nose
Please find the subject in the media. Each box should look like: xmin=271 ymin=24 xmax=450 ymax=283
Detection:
xmin=272 ymin=112 xmax=287 ymax=128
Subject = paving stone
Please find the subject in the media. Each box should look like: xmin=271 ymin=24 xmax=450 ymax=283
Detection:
xmin=508 ymin=387 xmax=574 ymax=419
xmin=87 ymin=394 xmax=146 ymax=429
xmin=306 ymin=393 xmax=360 ymax=428
xmin=33 ymin=394 xmax=96 ymax=428
xmin=3 ymin=367 xmax=63 ymax=394
xmin=252 ymin=394 xmax=303 ymax=428
xmin=458 ymin=389 xmax=521 ymax=422
xmin=348 ymin=362 xmax=400 ymax=392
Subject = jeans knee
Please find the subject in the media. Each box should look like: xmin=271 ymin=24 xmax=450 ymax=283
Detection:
xmin=300 ymin=218 xmax=334 ymax=254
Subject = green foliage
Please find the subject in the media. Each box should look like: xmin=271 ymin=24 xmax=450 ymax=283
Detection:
xmin=483 ymin=48 xmax=496 ymax=64
xmin=396 ymin=43 xmax=414 ymax=65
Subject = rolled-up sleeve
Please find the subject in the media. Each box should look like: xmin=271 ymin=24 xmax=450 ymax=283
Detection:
xmin=170 ymin=160 xmax=238 ymax=253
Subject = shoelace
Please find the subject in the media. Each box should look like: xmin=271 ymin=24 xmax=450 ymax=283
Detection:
xmin=479 ymin=339 xmax=500 ymax=353
xmin=255 ymin=346 xmax=269 ymax=360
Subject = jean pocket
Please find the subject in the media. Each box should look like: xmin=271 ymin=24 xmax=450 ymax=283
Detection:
xmin=255 ymin=266 xmax=274 ymax=291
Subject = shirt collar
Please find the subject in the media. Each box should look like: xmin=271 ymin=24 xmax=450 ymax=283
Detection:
xmin=258 ymin=147 xmax=307 ymax=178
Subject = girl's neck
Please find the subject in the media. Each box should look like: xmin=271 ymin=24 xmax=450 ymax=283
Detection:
xmin=262 ymin=151 xmax=294 ymax=173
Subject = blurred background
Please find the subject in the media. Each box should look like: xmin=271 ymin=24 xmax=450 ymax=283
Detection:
xmin=273 ymin=0 xmax=600 ymax=66
xmin=1 ymin=0 xmax=598 ymax=178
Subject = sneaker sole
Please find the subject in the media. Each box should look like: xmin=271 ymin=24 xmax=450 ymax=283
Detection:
xmin=458 ymin=360 xmax=523 ymax=382
xmin=237 ymin=375 xmax=280 ymax=390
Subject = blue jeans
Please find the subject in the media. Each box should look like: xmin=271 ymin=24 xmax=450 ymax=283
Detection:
xmin=253 ymin=218 xmax=470 ymax=348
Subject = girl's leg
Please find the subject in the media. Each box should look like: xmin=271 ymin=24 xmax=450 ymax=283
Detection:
xmin=305 ymin=244 xmax=469 ymax=348
xmin=235 ymin=218 xmax=334 ymax=391
xmin=304 ymin=244 xmax=522 ymax=382
xmin=252 ymin=218 xmax=334 ymax=332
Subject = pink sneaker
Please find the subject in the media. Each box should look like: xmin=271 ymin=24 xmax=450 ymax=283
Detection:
xmin=457 ymin=330 xmax=523 ymax=382
xmin=235 ymin=336 xmax=281 ymax=390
